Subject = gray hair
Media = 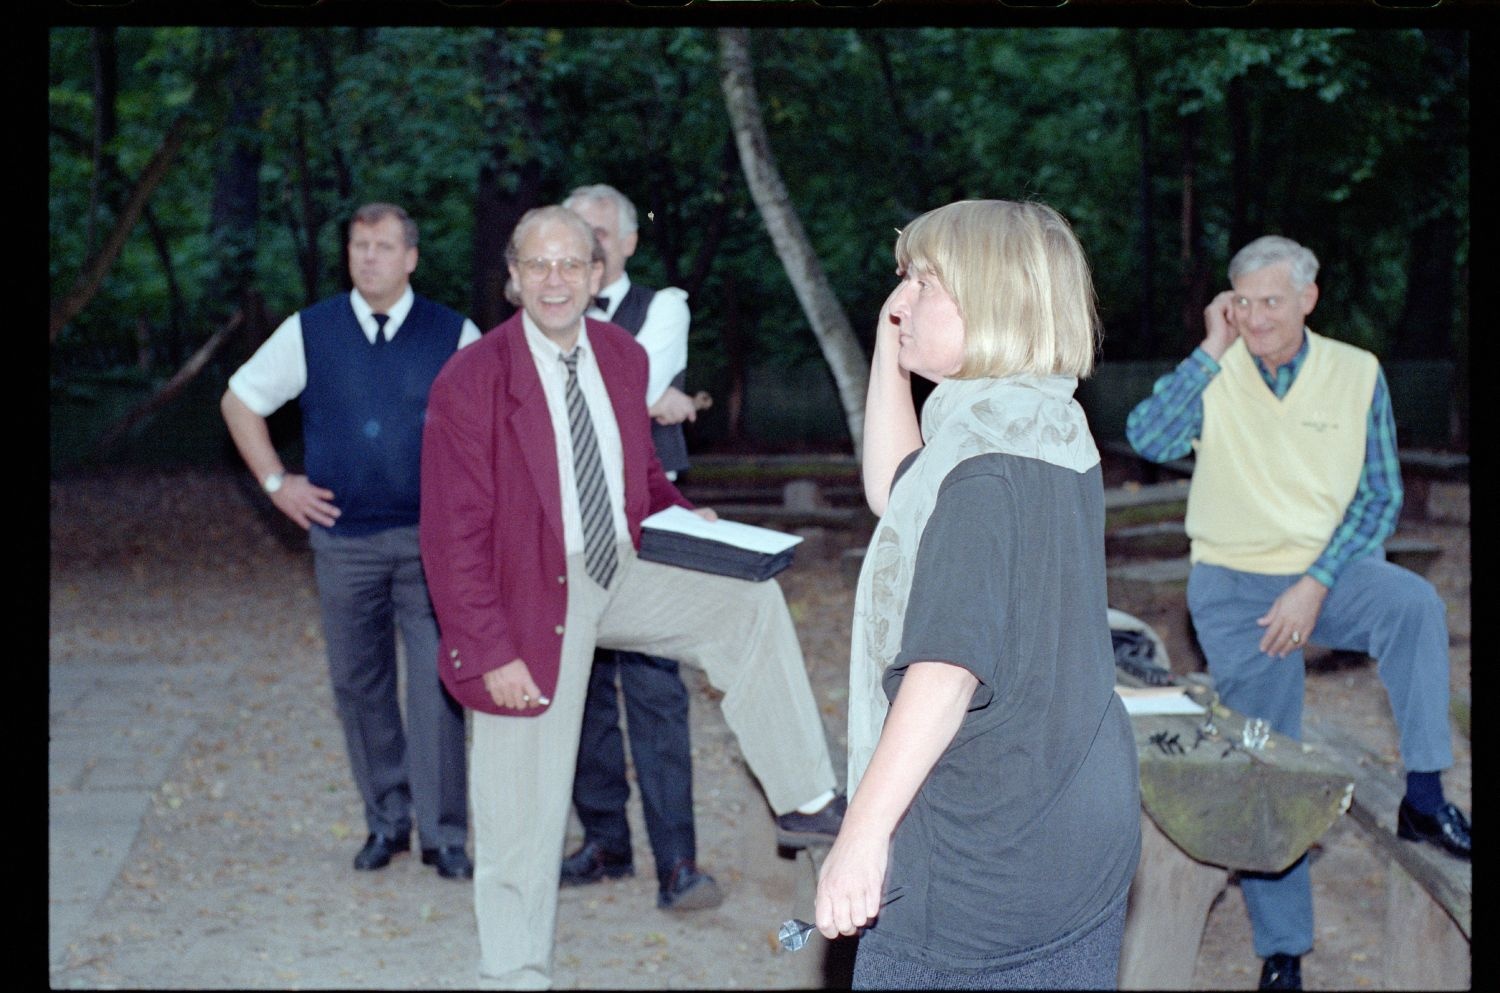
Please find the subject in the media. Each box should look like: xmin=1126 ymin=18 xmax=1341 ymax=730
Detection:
xmin=505 ymin=204 xmax=605 ymax=266
xmin=350 ymin=202 xmax=418 ymax=248
xmin=562 ymin=183 xmax=638 ymax=235
xmin=1229 ymin=235 xmax=1319 ymax=288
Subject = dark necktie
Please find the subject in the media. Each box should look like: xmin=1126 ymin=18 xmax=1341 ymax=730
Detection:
xmin=560 ymin=349 xmax=619 ymax=589
xmin=372 ymin=313 xmax=389 ymax=346
xmin=592 ymin=296 xmax=610 ymax=313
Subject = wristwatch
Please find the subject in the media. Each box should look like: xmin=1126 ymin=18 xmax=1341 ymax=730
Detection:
xmin=262 ymin=472 xmax=285 ymax=495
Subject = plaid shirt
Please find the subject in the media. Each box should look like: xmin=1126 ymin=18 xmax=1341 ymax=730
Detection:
xmin=1125 ymin=332 xmax=1402 ymax=588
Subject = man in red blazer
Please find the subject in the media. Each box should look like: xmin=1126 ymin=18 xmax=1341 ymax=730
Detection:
xmin=419 ymin=205 xmax=843 ymax=987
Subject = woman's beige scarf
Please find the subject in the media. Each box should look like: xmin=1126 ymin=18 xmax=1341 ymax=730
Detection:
xmin=845 ymin=374 xmax=1100 ymax=796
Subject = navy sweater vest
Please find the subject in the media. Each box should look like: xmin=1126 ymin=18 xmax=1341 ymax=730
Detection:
xmin=299 ymin=294 xmax=464 ymax=535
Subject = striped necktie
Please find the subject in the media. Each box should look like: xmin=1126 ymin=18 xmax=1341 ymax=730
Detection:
xmin=561 ymin=349 xmax=619 ymax=589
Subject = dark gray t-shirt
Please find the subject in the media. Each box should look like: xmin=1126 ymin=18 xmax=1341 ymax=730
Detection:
xmin=861 ymin=452 xmax=1141 ymax=970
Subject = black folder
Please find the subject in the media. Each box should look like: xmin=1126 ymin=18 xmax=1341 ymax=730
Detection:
xmin=638 ymin=507 xmax=802 ymax=582
xmin=639 ymin=527 xmax=797 ymax=582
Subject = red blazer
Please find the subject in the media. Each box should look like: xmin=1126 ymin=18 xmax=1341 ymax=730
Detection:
xmin=418 ymin=312 xmax=692 ymax=715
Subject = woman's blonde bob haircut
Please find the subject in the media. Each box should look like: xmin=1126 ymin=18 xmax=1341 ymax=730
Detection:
xmin=894 ymin=199 xmax=1101 ymax=380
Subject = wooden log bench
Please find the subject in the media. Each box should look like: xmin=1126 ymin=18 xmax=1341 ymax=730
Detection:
xmin=1105 ymin=521 xmax=1442 ymax=579
xmin=1301 ymin=716 xmax=1471 ymax=990
xmin=1103 ymin=479 xmax=1192 ymax=530
xmin=1118 ymin=678 xmax=1355 ymax=989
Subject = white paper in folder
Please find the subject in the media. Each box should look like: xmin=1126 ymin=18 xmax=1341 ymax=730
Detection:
xmin=641 ymin=505 xmax=804 ymax=555
xmin=1114 ymin=684 xmax=1207 ymax=716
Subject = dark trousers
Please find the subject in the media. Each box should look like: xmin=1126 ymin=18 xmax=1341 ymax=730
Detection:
xmin=572 ymin=648 xmax=696 ymax=885
xmin=309 ymin=525 xmax=468 ymax=849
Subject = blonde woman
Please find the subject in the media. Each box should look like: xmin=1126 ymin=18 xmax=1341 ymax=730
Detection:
xmin=817 ymin=200 xmax=1141 ymax=989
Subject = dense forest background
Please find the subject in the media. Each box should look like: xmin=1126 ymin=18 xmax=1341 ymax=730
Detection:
xmin=48 ymin=25 xmax=1470 ymax=469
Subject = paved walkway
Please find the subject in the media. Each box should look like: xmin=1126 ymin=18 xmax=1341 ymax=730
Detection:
xmin=49 ymin=656 xmax=235 ymax=970
xmin=48 ymin=643 xmax=834 ymax=988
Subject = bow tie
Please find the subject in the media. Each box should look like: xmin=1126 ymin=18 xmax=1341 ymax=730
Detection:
xmin=592 ymin=296 xmax=610 ymax=313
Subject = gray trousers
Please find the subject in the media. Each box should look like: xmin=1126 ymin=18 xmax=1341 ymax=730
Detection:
xmin=469 ymin=545 xmax=838 ymax=987
xmin=1187 ymin=553 xmax=1453 ymax=958
xmin=310 ymin=524 xmax=467 ymax=849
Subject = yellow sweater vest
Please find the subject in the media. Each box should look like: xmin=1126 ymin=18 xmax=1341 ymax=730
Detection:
xmin=1186 ymin=330 xmax=1379 ymax=575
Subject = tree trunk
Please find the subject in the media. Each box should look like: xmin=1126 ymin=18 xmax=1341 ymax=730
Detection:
xmin=290 ymin=107 xmax=324 ymax=307
xmin=88 ymin=308 xmax=245 ymax=460
xmin=208 ymin=27 xmax=266 ymax=312
xmin=718 ymin=27 xmax=868 ymax=457
xmin=50 ymin=114 xmax=190 ymax=344
xmin=1392 ymin=30 xmax=1464 ymax=367
xmin=471 ymin=29 xmax=544 ymax=330
xmin=1177 ymin=109 xmax=1209 ymax=354
xmin=1393 ymin=218 xmax=1456 ymax=362
xmin=866 ymin=28 xmax=935 ymax=213
xmin=1226 ymin=75 xmax=1253 ymax=256
xmin=680 ymin=137 xmax=739 ymax=301
xmin=141 ymin=207 xmax=186 ymax=367
xmin=722 ymin=268 xmax=746 ymax=443
xmin=87 ymin=26 xmax=120 ymax=262
xmin=1123 ymin=32 xmax=1157 ymax=358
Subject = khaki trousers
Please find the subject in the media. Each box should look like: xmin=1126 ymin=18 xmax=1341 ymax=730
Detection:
xmin=470 ymin=545 xmax=837 ymax=986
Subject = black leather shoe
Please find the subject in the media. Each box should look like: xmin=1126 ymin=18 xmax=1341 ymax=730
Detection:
xmin=1259 ymin=953 xmax=1302 ymax=990
xmin=422 ymin=846 xmax=474 ymax=879
xmin=1397 ymin=799 xmax=1471 ymax=859
xmin=353 ymin=832 xmax=410 ymax=871
xmin=657 ymin=858 xmax=724 ymax=912
xmin=559 ymin=841 xmax=634 ymax=886
xmin=775 ymin=794 xmax=846 ymax=849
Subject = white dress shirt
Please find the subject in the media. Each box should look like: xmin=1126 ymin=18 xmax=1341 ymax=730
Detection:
xmin=521 ymin=314 xmax=630 ymax=557
xmin=227 ymin=287 xmax=482 ymax=416
xmin=589 ymin=273 xmax=689 ymax=407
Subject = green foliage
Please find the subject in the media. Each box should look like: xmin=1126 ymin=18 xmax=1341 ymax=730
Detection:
xmin=49 ymin=25 xmax=1468 ymax=452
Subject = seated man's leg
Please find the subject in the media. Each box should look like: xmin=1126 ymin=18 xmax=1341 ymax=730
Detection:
xmin=597 ymin=550 xmax=837 ymax=817
xmin=569 ymin=650 xmax=635 ymax=862
xmin=1187 ymin=563 xmax=1314 ymax=959
xmin=615 ymin=651 xmax=697 ymax=884
xmin=1307 ymin=553 xmax=1468 ymax=856
xmin=1306 ymin=554 xmax=1454 ymax=775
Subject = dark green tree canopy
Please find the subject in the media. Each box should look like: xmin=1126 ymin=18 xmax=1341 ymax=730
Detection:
xmin=49 ymin=25 xmax=1470 ymax=456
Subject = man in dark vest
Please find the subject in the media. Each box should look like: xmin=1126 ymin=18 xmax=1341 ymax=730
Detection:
xmin=557 ymin=184 xmax=720 ymax=911
xmin=221 ymin=202 xmax=479 ymax=880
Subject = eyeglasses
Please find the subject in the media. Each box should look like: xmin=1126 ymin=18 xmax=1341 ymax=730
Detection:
xmin=516 ymin=257 xmax=593 ymax=283
xmin=1232 ymin=295 xmax=1287 ymax=311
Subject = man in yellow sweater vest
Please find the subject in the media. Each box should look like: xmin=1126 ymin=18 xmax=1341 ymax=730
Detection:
xmin=1126 ymin=236 xmax=1468 ymax=991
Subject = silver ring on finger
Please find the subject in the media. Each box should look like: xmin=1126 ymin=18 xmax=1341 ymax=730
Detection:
xmin=1290 ymin=631 xmax=1301 ymax=645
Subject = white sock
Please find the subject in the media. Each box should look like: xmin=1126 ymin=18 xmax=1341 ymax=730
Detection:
xmin=795 ymin=790 xmax=835 ymax=815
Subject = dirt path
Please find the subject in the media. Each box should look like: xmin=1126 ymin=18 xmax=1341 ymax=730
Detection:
xmin=48 ymin=468 xmax=1469 ymax=989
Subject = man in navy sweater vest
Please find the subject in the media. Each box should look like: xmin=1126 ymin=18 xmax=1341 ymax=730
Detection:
xmin=221 ymin=202 xmax=481 ymax=880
